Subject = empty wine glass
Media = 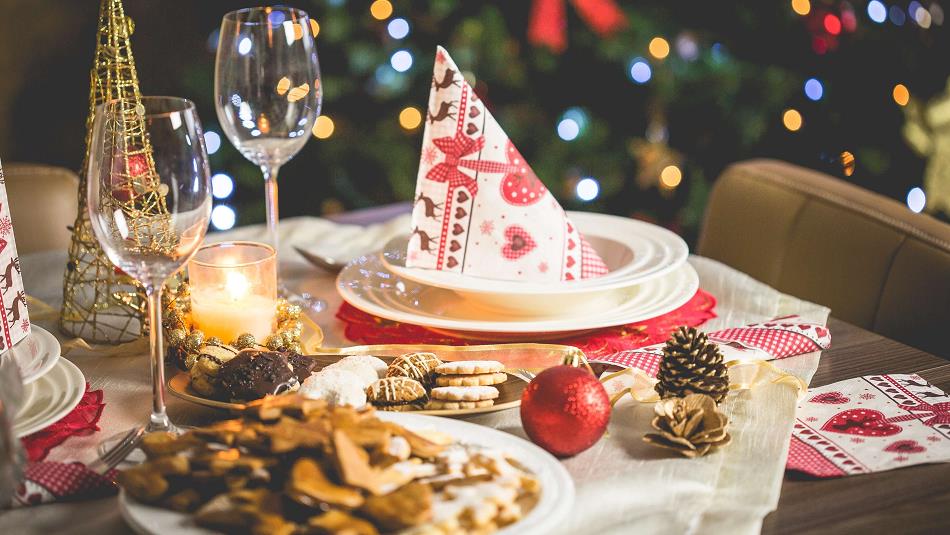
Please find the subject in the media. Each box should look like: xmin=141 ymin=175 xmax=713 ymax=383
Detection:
xmin=214 ymin=6 xmax=322 ymax=253
xmin=88 ymin=96 xmax=212 ymax=435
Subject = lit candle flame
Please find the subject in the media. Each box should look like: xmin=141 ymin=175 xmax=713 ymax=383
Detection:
xmin=225 ymin=271 xmax=251 ymax=301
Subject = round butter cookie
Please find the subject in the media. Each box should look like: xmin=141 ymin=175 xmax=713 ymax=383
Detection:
xmin=430 ymin=385 xmax=500 ymax=402
xmin=433 ymin=360 xmax=504 ymax=375
xmin=434 ymin=372 xmax=508 ymax=387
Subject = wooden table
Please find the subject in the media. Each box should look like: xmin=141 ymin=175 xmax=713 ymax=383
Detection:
xmin=764 ymin=318 xmax=950 ymax=535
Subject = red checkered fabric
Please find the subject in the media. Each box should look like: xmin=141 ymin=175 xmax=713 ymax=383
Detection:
xmin=12 ymin=462 xmax=116 ymax=508
xmin=593 ymin=347 xmax=664 ymax=376
xmin=710 ymin=317 xmax=830 ymax=359
xmin=580 ymin=237 xmax=609 ymax=279
xmin=786 ymin=436 xmax=849 ymax=477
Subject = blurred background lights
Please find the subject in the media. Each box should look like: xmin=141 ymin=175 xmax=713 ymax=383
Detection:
xmin=932 ymin=3 xmax=945 ymax=25
xmin=791 ymin=0 xmax=811 ymax=16
xmin=207 ymin=28 xmax=220 ymax=52
xmin=557 ymin=118 xmax=580 ymax=141
xmin=914 ymin=5 xmax=933 ymax=27
xmin=576 ymin=177 xmax=600 ymax=201
xmin=211 ymin=205 xmax=236 ymax=230
xmin=203 ymin=131 xmax=221 ymax=154
xmin=675 ymin=33 xmax=699 ymax=61
xmin=211 ymin=173 xmax=234 ymax=199
xmin=312 ymin=115 xmax=334 ymax=139
xmin=267 ymin=10 xmax=286 ymax=25
xmin=387 ymin=18 xmax=409 ymax=39
xmin=399 ymin=106 xmax=422 ymax=130
xmin=823 ymin=13 xmax=842 ymax=34
xmin=648 ymin=37 xmax=670 ymax=59
xmin=893 ymin=84 xmax=910 ymax=106
xmin=867 ymin=0 xmax=887 ymax=23
xmin=369 ymin=0 xmax=393 ymax=20
xmin=660 ymin=165 xmax=682 ymax=188
xmin=907 ymin=187 xmax=926 ymax=213
xmin=804 ymin=78 xmax=823 ymax=101
xmin=783 ymin=109 xmax=803 ymax=131
xmin=628 ymin=58 xmax=652 ymax=84
xmin=238 ymin=37 xmax=252 ymax=55
xmin=390 ymin=50 xmax=413 ymax=72
xmin=889 ymin=5 xmax=906 ymax=25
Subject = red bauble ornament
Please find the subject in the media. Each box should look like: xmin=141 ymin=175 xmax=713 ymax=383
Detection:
xmin=520 ymin=365 xmax=610 ymax=457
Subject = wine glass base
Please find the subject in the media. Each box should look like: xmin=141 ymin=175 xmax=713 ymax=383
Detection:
xmin=96 ymin=421 xmax=190 ymax=464
xmin=278 ymin=282 xmax=327 ymax=313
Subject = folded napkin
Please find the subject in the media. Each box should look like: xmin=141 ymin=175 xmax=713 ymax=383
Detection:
xmin=593 ymin=314 xmax=832 ymax=375
xmin=787 ymin=373 xmax=950 ymax=477
xmin=22 ymin=384 xmax=105 ymax=462
xmin=406 ymin=46 xmax=608 ymax=282
xmin=10 ymin=462 xmax=115 ymax=508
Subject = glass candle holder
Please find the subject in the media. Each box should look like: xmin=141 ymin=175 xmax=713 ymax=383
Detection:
xmin=188 ymin=241 xmax=277 ymax=343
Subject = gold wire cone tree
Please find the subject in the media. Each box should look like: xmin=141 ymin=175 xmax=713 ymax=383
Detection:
xmin=61 ymin=0 xmax=173 ymax=343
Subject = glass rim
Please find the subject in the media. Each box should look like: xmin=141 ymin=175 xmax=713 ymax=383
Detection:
xmin=97 ymin=96 xmax=197 ymax=119
xmin=191 ymin=241 xmax=277 ymax=268
xmin=222 ymin=6 xmax=310 ymax=24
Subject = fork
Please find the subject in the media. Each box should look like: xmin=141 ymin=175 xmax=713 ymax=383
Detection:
xmin=512 ymin=369 xmax=537 ymax=382
xmin=87 ymin=426 xmax=146 ymax=476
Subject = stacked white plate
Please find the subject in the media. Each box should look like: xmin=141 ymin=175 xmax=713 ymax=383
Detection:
xmin=5 ymin=326 xmax=85 ymax=438
xmin=337 ymin=212 xmax=695 ymax=341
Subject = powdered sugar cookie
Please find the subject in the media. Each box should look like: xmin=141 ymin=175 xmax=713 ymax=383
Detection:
xmin=325 ymin=355 xmax=387 ymax=386
xmin=299 ymin=368 xmax=367 ymax=407
xmin=434 ymin=360 xmax=504 ymax=375
xmin=425 ymin=399 xmax=495 ymax=410
xmin=430 ymin=385 xmax=500 ymax=402
xmin=434 ymin=372 xmax=508 ymax=387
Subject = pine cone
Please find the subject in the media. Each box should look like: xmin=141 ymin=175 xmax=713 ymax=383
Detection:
xmin=643 ymin=394 xmax=731 ymax=458
xmin=654 ymin=326 xmax=729 ymax=403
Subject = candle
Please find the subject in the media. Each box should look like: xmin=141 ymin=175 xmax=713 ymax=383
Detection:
xmin=188 ymin=241 xmax=277 ymax=343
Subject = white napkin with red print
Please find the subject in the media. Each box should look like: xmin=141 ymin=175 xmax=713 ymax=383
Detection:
xmin=406 ymin=47 xmax=608 ymax=282
xmin=787 ymin=373 xmax=950 ymax=477
xmin=593 ymin=315 xmax=832 ymax=374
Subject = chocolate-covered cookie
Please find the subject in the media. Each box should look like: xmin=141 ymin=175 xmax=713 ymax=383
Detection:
xmin=218 ymin=350 xmax=298 ymax=401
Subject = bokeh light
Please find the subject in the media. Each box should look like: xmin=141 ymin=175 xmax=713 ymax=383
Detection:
xmin=557 ymin=119 xmax=580 ymax=141
xmin=211 ymin=205 xmax=236 ymax=230
xmin=782 ymin=109 xmax=803 ymax=131
xmin=907 ymin=187 xmax=926 ymax=213
xmin=867 ymin=0 xmax=887 ymax=23
xmin=390 ymin=49 xmax=413 ymax=72
xmin=893 ymin=84 xmax=910 ymax=106
xmin=369 ymin=0 xmax=393 ymax=20
xmin=309 ymin=19 xmax=320 ymax=38
xmin=204 ymin=131 xmax=221 ymax=154
xmin=399 ymin=106 xmax=422 ymax=130
xmin=931 ymin=3 xmax=945 ymax=25
xmin=914 ymin=5 xmax=933 ymax=27
xmin=889 ymin=5 xmax=906 ymax=25
xmin=576 ymin=177 xmax=600 ymax=201
xmin=840 ymin=151 xmax=855 ymax=176
xmin=649 ymin=37 xmax=670 ymax=59
xmin=675 ymin=33 xmax=700 ymax=61
xmin=791 ymin=0 xmax=811 ymax=16
xmin=312 ymin=115 xmax=335 ymax=139
xmin=238 ymin=37 xmax=252 ymax=55
xmin=804 ymin=78 xmax=823 ymax=101
xmin=211 ymin=173 xmax=234 ymax=199
xmin=824 ymin=14 xmax=842 ymax=34
xmin=628 ymin=58 xmax=652 ymax=84
xmin=660 ymin=165 xmax=683 ymax=188
xmin=387 ymin=18 xmax=409 ymax=39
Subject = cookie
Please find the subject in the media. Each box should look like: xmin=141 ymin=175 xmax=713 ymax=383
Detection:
xmin=430 ymin=386 xmax=499 ymax=402
xmin=435 ymin=372 xmax=508 ymax=387
xmin=425 ymin=399 xmax=495 ymax=410
xmin=387 ymin=352 xmax=443 ymax=385
xmin=434 ymin=360 xmax=504 ymax=375
xmin=366 ymin=377 xmax=427 ymax=406
xmin=299 ymin=368 xmax=367 ymax=407
xmin=325 ymin=355 xmax=385 ymax=387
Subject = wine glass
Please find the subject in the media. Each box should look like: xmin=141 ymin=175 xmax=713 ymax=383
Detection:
xmin=88 ymin=96 xmax=212 ymax=435
xmin=214 ymin=6 xmax=322 ymax=253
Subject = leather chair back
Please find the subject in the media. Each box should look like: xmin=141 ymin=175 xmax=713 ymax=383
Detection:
xmin=2 ymin=163 xmax=78 ymax=254
xmin=698 ymin=159 xmax=950 ymax=358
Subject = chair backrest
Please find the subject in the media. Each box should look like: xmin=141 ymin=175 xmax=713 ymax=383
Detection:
xmin=2 ymin=163 xmax=78 ymax=254
xmin=698 ymin=159 xmax=950 ymax=358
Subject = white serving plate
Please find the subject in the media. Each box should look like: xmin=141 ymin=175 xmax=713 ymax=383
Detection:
xmin=381 ymin=211 xmax=688 ymax=314
xmin=119 ymin=411 xmax=575 ymax=535
xmin=338 ymin=252 xmax=698 ymax=335
xmin=8 ymin=325 xmax=61 ymax=385
xmin=14 ymin=357 xmax=85 ymax=438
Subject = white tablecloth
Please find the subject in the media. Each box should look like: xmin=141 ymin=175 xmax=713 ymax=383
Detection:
xmin=1 ymin=215 xmax=829 ymax=535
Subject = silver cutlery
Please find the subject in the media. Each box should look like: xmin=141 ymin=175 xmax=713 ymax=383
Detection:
xmin=513 ymin=369 xmax=537 ymax=382
xmin=294 ymin=246 xmax=347 ymax=273
xmin=87 ymin=426 xmax=145 ymax=476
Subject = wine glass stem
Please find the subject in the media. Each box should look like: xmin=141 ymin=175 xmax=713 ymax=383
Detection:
xmin=262 ymin=164 xmax=281 ymax=253
xmin=145 ymin=286 xmax=170 ymax=432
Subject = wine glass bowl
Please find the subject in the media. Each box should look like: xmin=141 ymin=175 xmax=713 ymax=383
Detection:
xmin=87 ymin=96 xmax=212 ymax=433
xmin=215 ymin=6 xmax=322 ymax=250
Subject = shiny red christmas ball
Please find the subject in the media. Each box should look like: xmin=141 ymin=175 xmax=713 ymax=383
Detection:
xmin=520 ymin=365 xmax=610 ymax=457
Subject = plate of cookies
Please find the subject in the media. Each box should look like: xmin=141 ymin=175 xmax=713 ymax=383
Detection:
xmin=168 ymin=345 xmax=527 ymax=417
xmin=117 ymin=396 xmax=574 ymax=535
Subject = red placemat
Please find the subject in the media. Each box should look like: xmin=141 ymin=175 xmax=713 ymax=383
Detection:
xmin=337 ymin=289 xmax=716 ymax=358
xmin=20 ymin=383 xmax=105 ymax=462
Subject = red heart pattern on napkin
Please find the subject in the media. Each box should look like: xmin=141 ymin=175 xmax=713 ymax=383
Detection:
xmin=821 ymin=409 xmax=902 ymax=437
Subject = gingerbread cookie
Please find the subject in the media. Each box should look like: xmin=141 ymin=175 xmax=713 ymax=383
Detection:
xmin=387 ymin=352 xmax=443 ymax=386
xmin=366 ymin=376 xmax=427 ymax=410
xmin=434 ymin=360 xmax=504 ymax=375
xmin=435 ymin=372 xmax=508 ymax=387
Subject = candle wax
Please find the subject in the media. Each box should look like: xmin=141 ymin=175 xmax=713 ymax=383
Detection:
xmin=190 ymin=289 xmax=276 ymax=342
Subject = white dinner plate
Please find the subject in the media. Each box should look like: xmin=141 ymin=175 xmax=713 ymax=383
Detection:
xmin=7 ymin=325 xmax=61 ymax=385
xmin=338 ymin=252 xmax=699 ymax=336
xmin=382 ymin=211 xmax=688 ymax=294
xmin=119 ymin=412 xmax=575 ymax=535
xmin=13 ymin=357 xmax=85 ymax=438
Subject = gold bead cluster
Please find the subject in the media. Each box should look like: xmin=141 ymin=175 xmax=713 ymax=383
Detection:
xmin=162 ymin=281 xmax=305 ymax=369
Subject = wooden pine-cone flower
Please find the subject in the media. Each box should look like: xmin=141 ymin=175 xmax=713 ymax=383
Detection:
xmin=643 ymin=393 xmax=731 ymax=458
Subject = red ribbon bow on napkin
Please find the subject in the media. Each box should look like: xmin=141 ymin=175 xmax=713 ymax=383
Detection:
xmin=528 ymin=0 xmax=628 ymax=53
xmin=899 ymin=402 xmax=950 ymax=426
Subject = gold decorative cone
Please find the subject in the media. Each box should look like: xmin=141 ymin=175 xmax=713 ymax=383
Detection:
xmin=643 ymin=394 xmax=731 ymax=458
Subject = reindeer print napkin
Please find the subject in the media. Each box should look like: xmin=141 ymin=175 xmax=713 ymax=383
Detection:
xmin=406 ymin=47 xmax=608 ymax=282
xmin=787 ymin=374 xmax=950 ymax=477
xmin=0 ymin=159 xmax=29 ymax=351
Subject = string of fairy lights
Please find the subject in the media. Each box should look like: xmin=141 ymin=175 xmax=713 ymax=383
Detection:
xmin=203 ymin=0 xmax=944 ymax=230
